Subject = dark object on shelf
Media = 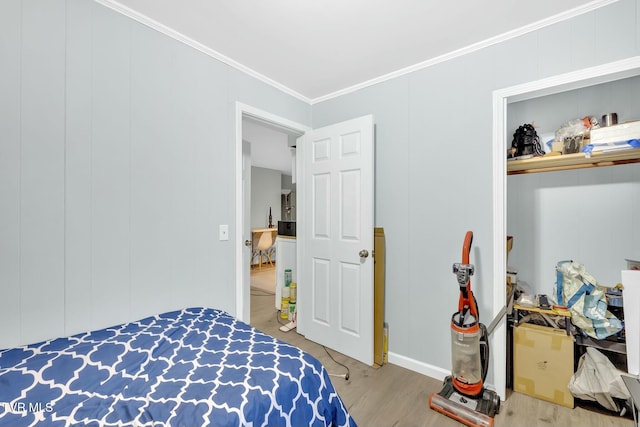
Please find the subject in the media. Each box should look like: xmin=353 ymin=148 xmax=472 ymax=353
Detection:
xmin=510 ymin=124 xmax=545 ymax=158
xmin=537 ymin=294 xmax=551 ymax=309
xmin=562 ymin=134 xmax=584 ymax=154
xmin=277 ymin=220 xmax=296 ymax=237
xmin=601 ymin=112 xmax=618 ymax=127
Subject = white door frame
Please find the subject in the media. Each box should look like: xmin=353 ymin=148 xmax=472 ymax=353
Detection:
xmin=492 ymin=56 xmax=640 ymax=400
xmin=234 ymin=103 xmax=310 ymax=323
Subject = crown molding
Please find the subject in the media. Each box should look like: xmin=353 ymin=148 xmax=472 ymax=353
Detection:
xmin=94 ymin=0 xmax=312 ymax=104
xmin=95 ymin=0 xmax=617 ymax=106
xmin=310 ymin=0 xmax=619 ymax=104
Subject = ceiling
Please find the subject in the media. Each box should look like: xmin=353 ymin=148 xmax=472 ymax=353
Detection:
xmin=107 ymin=0 xmax=610 ymax=103
xmin=243 ymin=118 xmax=296 ymax=176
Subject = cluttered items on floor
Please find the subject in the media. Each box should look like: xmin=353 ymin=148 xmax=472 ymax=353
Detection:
xmin=510 ymin=258 xmax=635 ymax=418
xmin=279 ymin=269 xmax=297 ymax=332
xmin=570 ymin=347 xmax=632 ymax=415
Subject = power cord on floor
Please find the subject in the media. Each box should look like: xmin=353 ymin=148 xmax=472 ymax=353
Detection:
xmin=323 ymin=346 xmax=350 ymax=381
xmin=272 ymin=310 xmax=350 ymax=381
xmin=275 ymin=309 xmax=288 ymax=326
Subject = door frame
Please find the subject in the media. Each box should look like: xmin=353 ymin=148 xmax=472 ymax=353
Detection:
xmin=234 ymin=102 xmax=310 ymax=323
xmin=491 ymin=56 xmax=640 ymax=400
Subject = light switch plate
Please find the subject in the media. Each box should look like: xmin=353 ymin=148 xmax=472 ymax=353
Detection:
xmin=219 ymin=224 xmax=229 ymax=241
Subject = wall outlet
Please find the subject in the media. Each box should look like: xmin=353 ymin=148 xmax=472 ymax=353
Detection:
xmin=219 ymin=224 xmax=229 ymax=241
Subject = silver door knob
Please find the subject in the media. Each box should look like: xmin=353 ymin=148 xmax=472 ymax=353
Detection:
xmin=359 ymin=249 xmax=369 ymax=258
xmin=244 ymin=240 xmax=252 ymax=247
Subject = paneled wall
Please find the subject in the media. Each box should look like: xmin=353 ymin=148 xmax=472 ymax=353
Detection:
xmin=312 ymin=0 xmax=640 ymax=382
xmin=0 ymin=0 xmax=310 ymax=349
xmin=1 ymin=0 xmax=67 ymax=347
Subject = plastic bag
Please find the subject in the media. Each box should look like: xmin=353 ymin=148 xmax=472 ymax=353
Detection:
xmin=554 ymin=260 xmax=622 ymax=339
xmin=555 ymin=116 xmax=599 ymax=154
xmin=555 ymin=116 xmax=599 ymax=141
xmin=516 ymin=293 xmax=536 ymax=308
xmin=569 ymin=347 xmax=630 ymax=412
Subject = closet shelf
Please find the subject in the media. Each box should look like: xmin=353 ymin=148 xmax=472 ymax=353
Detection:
xmin=506 ymin=148 xmax=640 ymax=175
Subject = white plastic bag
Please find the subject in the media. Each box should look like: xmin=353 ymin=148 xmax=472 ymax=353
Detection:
xmin=569 ymin=347 xmax=630 ymax=412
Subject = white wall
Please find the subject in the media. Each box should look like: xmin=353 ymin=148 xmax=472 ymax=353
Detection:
xmin=312 ymin=0 xmax=640 ymax=383
xmin=251 ymin=166 xmax=282 ymax=228
xmin=508 ymin=164 xmax=640 ymax=296
xmin=0 ymin=0 xmax=311 ymax=349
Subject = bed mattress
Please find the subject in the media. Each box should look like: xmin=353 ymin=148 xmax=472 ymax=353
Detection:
xmin=0 ymin=307 xmax=356 ymax=427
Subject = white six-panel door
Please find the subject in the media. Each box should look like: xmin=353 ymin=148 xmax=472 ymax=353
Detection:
xmin=298 ymin=115 xmax=374 ymax=366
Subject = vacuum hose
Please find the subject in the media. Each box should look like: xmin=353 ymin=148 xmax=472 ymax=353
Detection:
xmin=479 ymin=323 xmax=489 ymax=383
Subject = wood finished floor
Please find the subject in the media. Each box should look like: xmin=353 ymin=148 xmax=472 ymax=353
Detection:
xmin=249 ymin=269 xmax=635 ymax=427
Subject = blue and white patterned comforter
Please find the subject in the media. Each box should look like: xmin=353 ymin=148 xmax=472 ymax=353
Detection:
xmin=0 ymin=307 xmax=357 ymax=427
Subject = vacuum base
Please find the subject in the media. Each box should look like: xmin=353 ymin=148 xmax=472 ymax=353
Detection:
xmin=429 ymin=377 xmax=499 ymax=427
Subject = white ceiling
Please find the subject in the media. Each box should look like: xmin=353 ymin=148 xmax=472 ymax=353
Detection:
xmin=243 ymin=118 xmax=295 ymax=176
xmin=107 ymin=0 xmax=610 ymax=102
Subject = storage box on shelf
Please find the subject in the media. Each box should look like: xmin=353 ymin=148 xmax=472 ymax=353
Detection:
xmin=590 ymin=121 xmax=640 ymax=145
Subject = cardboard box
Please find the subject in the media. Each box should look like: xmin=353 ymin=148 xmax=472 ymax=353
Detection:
xmin=513 ymin=323 xmax=575 ymax=408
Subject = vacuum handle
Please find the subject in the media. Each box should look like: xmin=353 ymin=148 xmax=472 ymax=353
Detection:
xmin=457 ymin=231 xmax=478 ymax=318
xmin=462 ymin=231 xmax=473 ymax=264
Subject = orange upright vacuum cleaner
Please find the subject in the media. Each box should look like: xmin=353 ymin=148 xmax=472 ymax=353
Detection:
xmin=429 ymin=231 xmax=501 ymax=427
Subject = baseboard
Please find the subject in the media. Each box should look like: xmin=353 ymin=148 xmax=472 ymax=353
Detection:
xmin=387 ymin=351 xmax=450 ymax=381
xmin=387 ymin=351 xmax=501 ymax=397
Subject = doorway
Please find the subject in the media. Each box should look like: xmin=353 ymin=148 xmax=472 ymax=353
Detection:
xmin=244 ymin=119 xmax=294 ymax=299
xmin=234 ymin=103 xmax=309 ymax=326
xmin=236 ymin=105 xmax=376 ymax=366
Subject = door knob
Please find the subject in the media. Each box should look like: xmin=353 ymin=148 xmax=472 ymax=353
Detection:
xmin=359 ymin=249 xmax=369 ymax=258
xmin=244 ymin=240 xmax=252 ymax=247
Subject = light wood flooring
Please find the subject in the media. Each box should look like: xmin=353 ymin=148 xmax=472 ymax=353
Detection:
xmin=250 ymin=266 xmax=276 ymax=294
xmin=249 ymin=269 xmax=635 ymax=427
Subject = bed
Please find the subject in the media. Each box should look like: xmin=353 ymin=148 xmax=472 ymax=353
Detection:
xmin=0 ymin=307 xmax=356 ymax=427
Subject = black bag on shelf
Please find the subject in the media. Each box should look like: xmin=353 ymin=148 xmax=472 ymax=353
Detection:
xmin=510 ymin=123 xmax=545 ymax=158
